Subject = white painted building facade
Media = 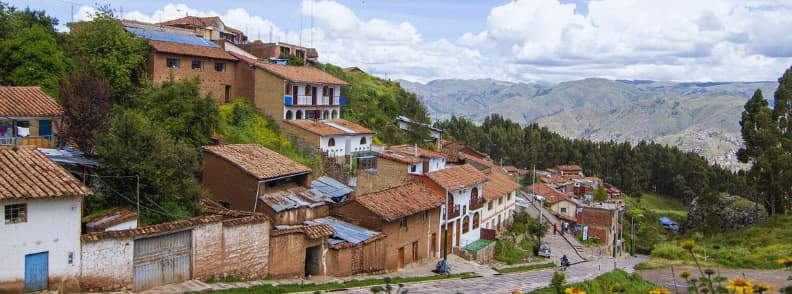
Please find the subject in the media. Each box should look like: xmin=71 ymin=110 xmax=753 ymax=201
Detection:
xmin=482 ymin=190 xmax=517 ymax=230
xmin=0 ymin=196 xmax=83 ymax=289
xmin=320 ymin=133 xmax=373 ymax=157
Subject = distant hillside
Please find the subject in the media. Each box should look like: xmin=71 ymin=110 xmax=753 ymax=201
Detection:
xmin=400 ymin=78 xmax=777 ymax=165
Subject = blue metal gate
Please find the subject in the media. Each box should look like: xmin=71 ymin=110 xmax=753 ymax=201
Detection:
xmin=133 ymin=230 xmax=191 ymax=291
xmin=24 ymin=252 xmax=48 ymax=292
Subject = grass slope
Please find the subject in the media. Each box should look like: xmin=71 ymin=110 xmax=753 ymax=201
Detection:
xmin=200 ymin=273 xmax=476 ymax=293
xmin=530 ymin=269 xmax=658 ymax=293
xmin=624 ymin=192 xmax=688 ymax=254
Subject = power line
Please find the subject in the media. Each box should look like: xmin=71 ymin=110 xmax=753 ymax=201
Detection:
xmin=87 ymin=174 xmax=184 ymax=219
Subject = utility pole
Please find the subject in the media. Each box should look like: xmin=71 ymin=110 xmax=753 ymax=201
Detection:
xmin=631 ymin=216 xmax=635 ymax=256
xmin=135 ymin=175 xmax=140 ymax=213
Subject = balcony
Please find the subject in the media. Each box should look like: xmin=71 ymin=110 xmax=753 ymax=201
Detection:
xmin=447 ymin=205 xmax=460 ymax=219
xmin=284 ymin=95 xmax=345 ymax=106
xmin=470 ymin=197 xmax=485 ymax=211
xmin=0 ymin=135 xmax=58 ymax=148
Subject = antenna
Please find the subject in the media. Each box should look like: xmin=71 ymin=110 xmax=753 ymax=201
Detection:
xmin=269 ymin=25 xmax=273 ymax=43
xmin=299 ymin=11 xmax=303 ymax=46
xmin=310 ymin=0 xmax=314 ymax=47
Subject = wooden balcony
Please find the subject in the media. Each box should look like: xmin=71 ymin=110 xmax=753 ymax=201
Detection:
xmin=470 ymin=197 xmax=485 ymax=211
xmin=0 ymin=135 xmax=58 ymax=148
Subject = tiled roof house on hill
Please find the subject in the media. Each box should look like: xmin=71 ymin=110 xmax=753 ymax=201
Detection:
xmin=421 ymin=164 xmax=488 ymax=250
xmin=0 ymin=147 xmax=92 ymax=292
xmin=333 ymin=183 xmax=444 ymax=271
xmin=0 ymin=87 xmax=63 ymax=148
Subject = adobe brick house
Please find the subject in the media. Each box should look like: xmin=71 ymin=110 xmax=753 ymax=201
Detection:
xmin=332 ymin=183 xmax=443 ymax=271
xmin=200 ymin=144 xmax=312 ymax=214
xmin=242 ymin=41 xmax=318 ymax=64
xmin=0 ymin=87 xmax=63 ymax=148
xmin=269 ymin=223 xmax=334 ymax=278
xmin=578 ymin=206 xmax=619 ymax=255
xmin=125 ymin=26 xmax=242 ymax=104
xmin=355 ymin=145 xmax=446 ymax=196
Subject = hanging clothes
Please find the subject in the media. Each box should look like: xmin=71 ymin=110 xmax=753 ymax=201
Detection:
xmin=0 ymin=125 xmax=6 ymax=136
xmin=16 ymin=126 xmax=29 ymax=137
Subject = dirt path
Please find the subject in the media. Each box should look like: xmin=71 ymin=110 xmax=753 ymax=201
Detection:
xmin=638 ymin=266 xmax=788 ymax=294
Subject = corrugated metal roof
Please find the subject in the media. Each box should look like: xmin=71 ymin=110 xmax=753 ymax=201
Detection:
xmin=308 ymin=217 xmax=379 ymax=245
xmin=39 ymin=147 xmax=99 ymax=168
xmin=311 ymin=176 xmax=352 ymax=199
xmin=259 ymin=185 xmax=334 ymax=212
xmin=125 ymin=27 xmax=220 ymax=48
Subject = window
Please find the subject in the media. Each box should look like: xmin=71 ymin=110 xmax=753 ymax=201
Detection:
xmin=192 ymin=60 xmax=202 ymax=70
xmin=331 ymin=110 xmax=338 ymax=119
xmin=328 ymin=138 xmax=336 ymax=147
xmin=420 ymin=211 xmax=428 ymax=222
xmin=214 ymin=62 xmax=226 ymax=72
xmin=473 ymin=213 xmax=480 ymax=229
xmin=224 ymin=85 xmax=231 ymax=103
xmin=285 ymin=110 xmax=293 ymax=120
xmin=462 ymin=216 xmax=469 ymax=233
xmin=285 ymin=83 xmax=292 ymax=94
xmin=499 ymin=196 xmax=504 ymax=205
xmin=219 ymin=201 xmax=231 ymax=209
xmin=561 ymin=207 xmax=567 ymax=213
xmin=4 ymin=203 xmax=26 ymax=224
xmin=508 ymin=192 xmax=513 ymax=201
xmin=488 ymin=201 xmax=493 ymax=210
xmin=296 ymin=110 xmax=303 ymax=119
xmin=323 ymin=110 xmax=329 ymax=119
xmin=470 ymin=187 xmax=479 ymax=204
xmin=399 ymin=217 xmax=407 ymax=228
xmin=410 ymin=164 xmax=417 ymax=173
xmin=447 ymin=194 xmax=455 ymax=214
xmin=360 ymin=137 xmax=367 ymax=145
xmin=166 ymin=58 xmax=180 ymax=68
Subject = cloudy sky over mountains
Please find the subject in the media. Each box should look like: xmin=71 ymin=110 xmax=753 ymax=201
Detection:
xmin=17 ymin=0 xmax=792 ymax=83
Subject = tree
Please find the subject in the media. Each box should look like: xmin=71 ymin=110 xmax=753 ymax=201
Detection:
xmin=0 ymin=2 xmax=60 ymax=40
xmin=278 ymin=52 xmax=305 ymax=66
xmin=68 ymin=7 xmax=148 ymax=103
xmin=593 ymin=187 xmax=608 ymax=202
xmin=0 ymin=25 xmax=67 ymax=96
xmin=95 ymin=109 xmax=203 ymax=224
xmin=59 ymin=74 xmax=114 ymax=152
xmin=140 ymin=76 xmax=219 ymax=148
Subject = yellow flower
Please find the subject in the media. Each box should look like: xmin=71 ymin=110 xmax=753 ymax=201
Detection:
xmin=680 ymin=240 xmax=695 ymax=250
xmin=725 ymin=278 xmax=754 ymax=294
xmin=511 ymin=291 xmax=525 ymax=294
xmin=679 ymin=269 xmax=692 ymax=279
xmin=778 ymin=257 xmax=792 ymax=267
xmin=649 ymin=288 xmax=672 ymax=294
xmin=752 ymin=283 xmax=775 ymax=293
xmin=564 ymin=287 xmax=586 ymax=294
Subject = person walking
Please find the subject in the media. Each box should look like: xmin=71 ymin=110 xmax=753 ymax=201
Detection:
xmin=553 ymin=223 xmax=558 ymax=235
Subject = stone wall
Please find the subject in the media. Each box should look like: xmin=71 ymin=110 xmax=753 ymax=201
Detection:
xmin=191 ymin=222 xmax=224 ymax=280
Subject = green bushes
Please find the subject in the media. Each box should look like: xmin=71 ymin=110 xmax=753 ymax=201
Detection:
xmin=650 ymin=244 xmax=686 ymax=260
xmin=494 ymin=240 xmax=527 ymax=265
xmin=531 ymin=270 xmax=657 ymax=294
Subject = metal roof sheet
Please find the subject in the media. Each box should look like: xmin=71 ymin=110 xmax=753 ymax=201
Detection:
xmin=308 ymin=217 xmax=379 ymax=245
xmin=125 ymin=27 xmax=220 ymax=48
xmin=311 ymin=176 xmax=353 ymax=198
xmin=259 ymin=185 xmax=334 ymax=212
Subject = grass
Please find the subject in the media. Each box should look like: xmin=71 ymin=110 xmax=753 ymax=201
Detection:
xmin=494 ymin=239 xmax=529 ymax=265
xmin=530 ymin=269 xmax=658 ymax=293
xmin=201 ymin=273 xmax=476 ymax=293
xmin=464 ymin=239 xmax=494 ymax=252
xmin=494 ymin=262 xmax=555 ymax=274
xmin=623 ymin=193 xmax=688 ymax=255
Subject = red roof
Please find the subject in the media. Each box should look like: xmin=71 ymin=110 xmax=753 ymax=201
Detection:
xmin=389 ymin=145 xmax=444 ymax=159
xmin=285 ymin=119 xmax=374 ymax=136
xmin=202 ymin=144 xmax=312 ymax=180
xmin=426 ymin=164 xmax=488 ymax=191
xmin=353 ymin=183 xmax=443 ymax=222
xmin=0 ymin=148 xmax=92 ymax=200
xmin=257 ymin=63 xmax=349 ymax=86
xmin=0 ymin=86 xmax=63 ymax=117
xmin=483 ymin=170 xmax=520 ymax=201
xmin=148 ymin=40 xmax=237 ymax=61
xmin=527 ymin=183 xmax=569 ymax=204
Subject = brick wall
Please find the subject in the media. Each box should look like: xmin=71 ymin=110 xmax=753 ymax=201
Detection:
xmin=146 ymin=51 xmax=239 ymax=104
xmin=326 ymin=238 xmax=386 ymax=276
xmin=80 ymin=237 xmax=135 ymax=291
xmin=354 ymin=158 xmax=412 ymax=196
xmin=268 ymin=233 xmax=324 ymax=278
xmin=281 ymin=122 xmax=321 ymax=146
xmin=201 ymin=152 xmax=260 ymax=211
xmin=222 ymin=221 xmax=270 ymax=279
xmin=254 ymin=69 xmax=286 ymax=121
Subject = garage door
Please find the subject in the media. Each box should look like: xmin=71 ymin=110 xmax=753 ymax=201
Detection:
xmin=133 ymin=230 xmax=191 ymax=291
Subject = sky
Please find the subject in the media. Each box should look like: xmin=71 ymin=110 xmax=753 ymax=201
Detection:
xmin=10 ymin=0 xmax=792 ymax=83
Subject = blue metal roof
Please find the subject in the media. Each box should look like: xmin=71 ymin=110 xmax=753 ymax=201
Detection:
xmin=38 ymin=147 xmax=98 ymax=168
xmin=125 ymin=27 xmax=220 ymax=48
xmin=307 ymin=217 xmax=379 ymax=245
xmin=311 ymin=176 xmax=353 ymax=199
xmin=659 ymin=217 xmax=677 ymax=225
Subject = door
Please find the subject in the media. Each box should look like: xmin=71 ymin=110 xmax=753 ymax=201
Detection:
xmin=305 ymin=246 xmax=321 ymax=276
xmin=445 ymin=223 xmax=453 ymax=250
xmin=329 ymin=88 xmax=335 ymax=105
xmin=412 ymin=241 xmax=419 ymax=262
xmin=311 ymin=87 xmax=317 ymax=105
xmin=38 ymin=120 xmax=52 ymax=137
xmin=133 ymin=230 xmax=191 ymax=291
xmin=431 ymin=233 xmax=437 ymax=258
xmin=455 ymin=219 xmax=461 ymax=247
xmin=293 ymin=85 xmax=299 ymax=104
xmin=396 ymin=247 xmax=404 ymax=269
xmin=25 ymin=252 xmax=48 ymax=292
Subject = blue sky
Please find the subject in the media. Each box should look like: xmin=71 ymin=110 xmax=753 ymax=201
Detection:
xmin=9 ymin=0 xmax=792 ymax=83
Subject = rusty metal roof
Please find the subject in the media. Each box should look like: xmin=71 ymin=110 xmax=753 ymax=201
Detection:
xmin=259 ymin=185 xmax=334 ymax=213
xmin=0 ymin=147 xmax=92 ymax=200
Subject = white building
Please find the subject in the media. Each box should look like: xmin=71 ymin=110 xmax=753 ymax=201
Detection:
xmin=283 ymin=118 xmax=374 ymax=158
xmin=0 ymin=147 xmax=92 ymax=292
xmin=387 ymin=145 xmax=446 ymax=174
xmin=481 ymin=169 xmax=520 ymax=231
xmin=426 ymin=164 xmax=489 ymax=249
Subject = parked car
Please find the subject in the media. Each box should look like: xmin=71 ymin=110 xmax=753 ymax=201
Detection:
xmin=537 ymin=242 xmax=551 ymax=258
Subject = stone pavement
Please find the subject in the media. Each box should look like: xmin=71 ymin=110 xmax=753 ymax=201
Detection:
xmin=516 ymin=192 xmax=588 ymax=263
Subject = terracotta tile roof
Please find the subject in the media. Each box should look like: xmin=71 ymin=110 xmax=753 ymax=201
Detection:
xmin=202 ymin=144 xmax=312 ymax=180
xmin=483 ymin=170 xmax=520 ymax=201
xmin=285 ymin=119 xmax=373 ymax=136
xmin=0 ymin=86 xmax=63 ymax=117
xmin=0 ymin=148 xmax=92 ymax=200
xmin=427 ymin=164 xmax=488 ymax=191
xmin=354 ymin=183 xmax=443 ymax=222
xmin=389 ymin=145 xmax=444 ymax=159
xmin=526 ymin=183 xmax=569 ymax=204
xmin=585 ymin=176 xmax=602 ymax=182
xmin=503 ymin=166 xmax=518 ymax=172
xmin=271 ymin=223 xmax=335 ymax=239
xmin=159 ymin=16 xmax=220 ymax=28
xmin=256 ymin=63 xmax=349 ymax=86
xmin=461 ymin=153 xmax=494 ymax=170
xmin=540 ymin=176 xmax=569 ymax=184
xmin=221 ymin=215 xmax=269 ymax=227
xmin=81 ymin=215 xmax=223 ymax=242
xmin=555 ymin=165 xmax=583 ymax=172
xmin=84 ymin=208 xmax=138 ymax=233
xmin=149 ymin=40 xmax=237 ymax=61
xmin=378 ymin=149 xmax=421 ymax=164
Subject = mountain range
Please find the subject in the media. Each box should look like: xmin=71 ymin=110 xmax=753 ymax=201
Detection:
xmin=399 ymin=78 xmax=778 ymax=167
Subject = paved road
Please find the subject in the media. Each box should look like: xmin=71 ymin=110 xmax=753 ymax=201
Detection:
xmin=516 ymin=193 xmax=587 ymax=264
xmin=344 ymin=255 xmax=648 ymax=294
